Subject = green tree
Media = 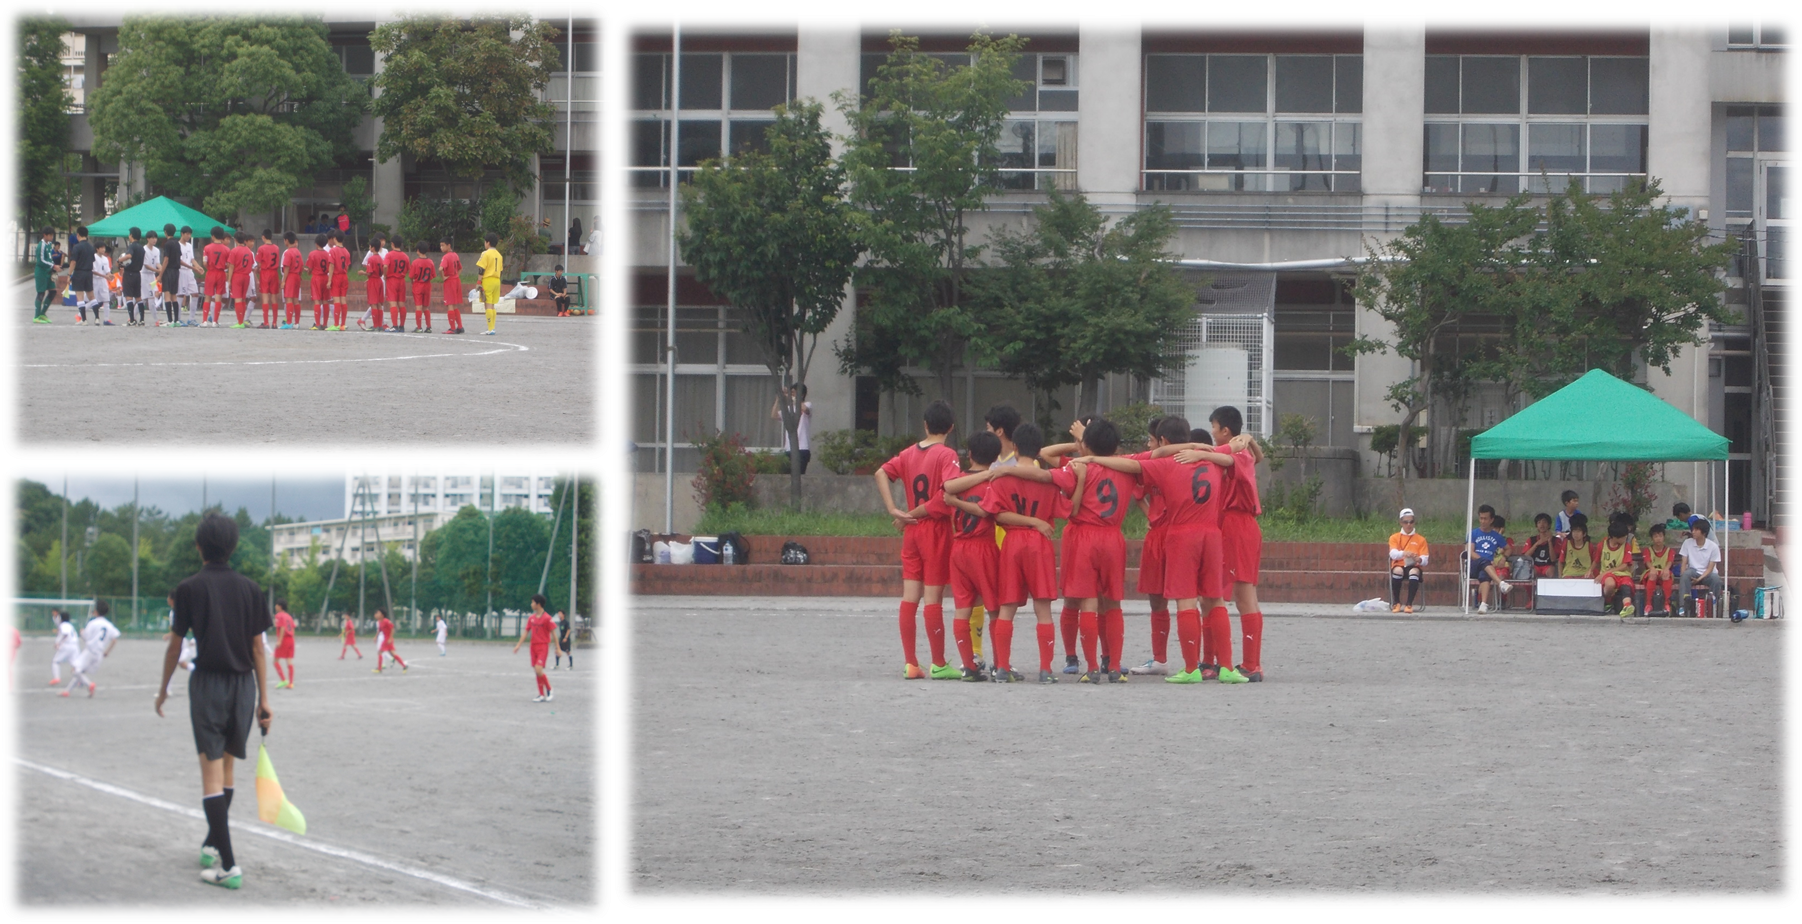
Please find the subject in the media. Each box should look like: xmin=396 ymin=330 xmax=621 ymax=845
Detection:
xmin=340 ymin=174 xmax=375 ymax=251
xmin=542 ymin=477 xmax=594 ymax=618
xmin=84 ymin=533 xmax=134 ymax=596
xmin=834 ymin=32 xmax=1030 ymax=405
xmin=87 ymin=17 xmax=366 ymax=220
xmin=369 ymin=16 xmax=562 ymax=196
xmin=976 ymin=190 xmax=1195 ymax=418
xmin=17 ymin=18 xmax=74 ymax=244
xmin=680 ymin=100 xmax=863 ymax=504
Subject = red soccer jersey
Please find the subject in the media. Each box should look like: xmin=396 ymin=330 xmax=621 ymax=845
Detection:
xmin=1223 ymin=448 xmax=1261 ymax=515
xmin=410 ymin=256 xmax=437 ymax=283
xmin=256 ymin=243 xmax=280 ymax=271
xmin=878 ymin=442 xmax=961 ymax=520
xmin=281 ymin=246 xmax=303 ymax=275
xmin=363 ymin=251 xmax=384 ymax=280
xmin=274 ymin=611 xmax=295 ymax=641
xmin=1124 ymin=451 xmax=1167 ymax=526
xmin=385 ymin=249 xmax=410 ymax=281
xmin=327 ymin=245 xmax=352 ymax=279
xmin=526 ymin=612 xmax=556 ymax=648
xmin=305 ymin=248 xmax=329 ymax=279
xmin=1051 ymin=461 xmax=1136 ymax=529
xmin=203 ymin=242 xmax=229 ymax=275
xmin=1136 ymin=456 xmax=1221 ymax=529
xmin=377 ymin=617 xmax=394 ymax=645
xmin=440 ymin=251 xmax=463 ymax=283
xmin=228 ymin=245 xmax=254 ymax=275
xmin=950 ymin=484 xmax=994 ymax=541
xmin=980 ymin=477 xmax=1070 ymax=536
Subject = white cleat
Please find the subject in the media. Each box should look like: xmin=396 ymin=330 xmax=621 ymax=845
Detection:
xmin=1128 ymin=659 xmax=1169 ymax=676
xmin=532 ymin=694 xmax=545 ymax=702
xmin=543 ymin=691 xmax=553 ymax=702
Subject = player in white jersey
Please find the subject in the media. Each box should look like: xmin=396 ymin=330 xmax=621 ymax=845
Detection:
xmin=178 ymin=229 xmax=202 ymax=325
xmin=48 ymin=610 xmax=80 ymax=685
xmin=435 ymin=616 xmax=448 ymax=656
xmin=62 ymin=602 xmax=121 ymax=697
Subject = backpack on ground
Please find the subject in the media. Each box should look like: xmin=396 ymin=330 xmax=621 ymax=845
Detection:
xmin=631 ymin=529 xmax=653 ymax=564
xmin=779 ymin=541 xmax=810 ymax=565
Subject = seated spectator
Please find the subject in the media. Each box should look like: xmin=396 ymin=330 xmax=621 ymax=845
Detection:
xmin=1387 ymin=508 xmax=1428 ymax=613
xmin=547 ymin=265 xmax=570 ymax=316
xmin=1677 ymin=518 xmax=1724 ymax=615
xmin=303 ymin=218 xmax=318 ymax=234
xmin=1666 ymin=502 xmax=1692 ymax=537
xmin=1467 ymin=504 xmax=1512 ymax=613
xmin=1597 ymin=514 xmax=1639 ymax=614
xmin=1559 ymin=515 xmax=1596 ymax=579
xmin=1555 ymin=490 xmax=1583 ymax=539
xmin=1522 ymin=513 xmax=1557 ymax=577
xmin=1641 ymin=523 xmax=1678 ymax=615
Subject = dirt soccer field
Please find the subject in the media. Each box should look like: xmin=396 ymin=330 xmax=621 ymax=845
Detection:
xmin=635 ymin=596 xmax=1782 ymax=893
xmin=17 ymin=634 xmax=594 ymax=906
xmin=15 ymin=290 xmax=592 ymax=445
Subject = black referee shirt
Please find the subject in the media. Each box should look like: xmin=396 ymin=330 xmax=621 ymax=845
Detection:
xmin=173 ymin=563 xmax=272 ymax=674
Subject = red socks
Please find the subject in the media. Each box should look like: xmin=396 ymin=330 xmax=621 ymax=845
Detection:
xmin=1204 ymin=606 xmax=1232 ymax=671
xmin=535 ymin=673 xmax=550 ymax=695
xmin=1103 ymin=608 xmax=1125 ymax=672
xmin=923 ymin=604 xmax=947 ymax=667
xmin=1034 ymin=621 xmax=1053 ymax=672
xmin=994 ymin=619 xmax=1015 ymax=673
xmin=1239 ymin=611 xmax=1262 ymax=674
xmin=898 ymin=601 xmax=919 ymax=667
xmin=374 ymin=307 xmax=385 ymax=328
xmin=1150 ymin=606 xmax=1171 ymax=663
xmin=1060 ymin=604 xmax=1079 ymax=658
xmin=1176 ymin=608 xmax=1202 ymax=673
xmin=1078 ymin=611 xmax=1099 ymax=672
xmin=234 ymin=301 xmax=246 ymax=325
xmin=448 ymin=307 xmax=462 ymax=330
xmin=952 ymin=613 xmax=974 ymax=670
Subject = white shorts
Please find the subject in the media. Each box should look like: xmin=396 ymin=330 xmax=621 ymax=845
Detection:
xmin=52 ymin=646 xmax=78 ymax=666
xmin=73 ymin=649 xmax=103 ymax=675
xmin=178 ymin=269 xmax=199 ymax=296
xmin=141 ymin=272 xmax=159 ymax=298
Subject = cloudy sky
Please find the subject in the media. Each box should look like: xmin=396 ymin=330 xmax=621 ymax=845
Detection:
xmin=17 ymin=474 xmax=347 ymax=522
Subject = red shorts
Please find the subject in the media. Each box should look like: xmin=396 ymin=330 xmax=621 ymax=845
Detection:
xmin=274 ymin=639 xmax=294 ymax=659
xmin=342 ymin=633 xmax=355 ymax=645
xmin=259 ymin=270 xmax=279 ymax=294
xmin=366 ymin=278 xmax=385 ymax=304
xmin=1060 ymin=523 xmax=1126 ymax=601
xmin=1137 ymin=523 xmax=1167 ymax=594
xmin=386 ymin=277 xmax=406 ymax=304
xmin=1160 ymin=525 xmax=1226 ymax=601
xmin=379 ymin=641 xmax=395 ymax=652
xmin=998 ymin=529 xmax=1058 ymax=605
xmin=443 ymin=280 xmax=462 ymax=306
xmin=949 ymin=537 xmax=1000 ymax=610
xmin=283 ymin=273 xmax=301 ymax=299
xmin=1221 ymin=510 xmax=1262 ymax=585
xmin=900 ymin=517 xmax=952 ymax=585
xmin=310 ymin=276 xmax=328 ymax=301
xmin=204 ymin=273 xmax=226 ymax=297
xmin=229 ymin=274 xmax=250 ymax=299
xmin=413 ymin=283 xmax=432 ymax=308
xmin=530 ymin=644 xmax=548 ymax=668
xmin=331 ymin=275 xmax=349 ymax=298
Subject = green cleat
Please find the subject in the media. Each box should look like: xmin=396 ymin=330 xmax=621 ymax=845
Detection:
xmin=1165 ymin=669 xmax=1205 ymax=684
xmin=1217 ymin=667 xmax=1250 ymax=684
xmin=201 ymin=865 xmax=241 ymax=889
xmin=928 ymin=663 xmax=961 ymax=680
xmin=992 ymin=667 xmax=1024 ymax=683
xmin=199 ymin=846 xmax=219 ymax=868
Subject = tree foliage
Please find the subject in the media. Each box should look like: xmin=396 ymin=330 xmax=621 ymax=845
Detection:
xmin=834 ymin=31 xmax=1029 ymax=403
xmin=975 ymin=190 xmax=1196 ymax=417
xmin=369 ymin=16 xmax=561 ymax=195
xmin=87 ymin=17 xmax=366 ymax=220
xmin=679 ymin=100 xmax=862 ymax=502
xmin=17 ymin=18 xmax=74 ymax=238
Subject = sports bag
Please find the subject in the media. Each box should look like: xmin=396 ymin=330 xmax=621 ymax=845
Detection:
xmin=779 ymin=541 xmax=811 ymax=565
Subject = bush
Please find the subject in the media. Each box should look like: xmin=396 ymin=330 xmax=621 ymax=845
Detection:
xmin=398 ymin=196 xmax=480 ymax=251
xmin=1103 ymin=402 xmax=1164 ymax=454
xmin=751 ymin=450 xmax=792 ymax=475
xmin=691 ymin=431 xmax=758 ymax=511
xmin=816 ymin=429 xmax=915 ymax=475
xmin=1606 ymin=461 xmax=1659 ymax=523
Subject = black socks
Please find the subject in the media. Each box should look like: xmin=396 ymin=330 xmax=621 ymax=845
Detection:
xmin=203 ymin=789 xmax=236 ymax=869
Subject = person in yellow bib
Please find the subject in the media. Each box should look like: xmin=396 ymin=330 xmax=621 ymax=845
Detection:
xmin=476 ymin=232 xmax=503 ymax=336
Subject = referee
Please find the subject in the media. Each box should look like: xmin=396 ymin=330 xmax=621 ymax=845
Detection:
xmin=155 ymin=513 xmax=273 ymax=890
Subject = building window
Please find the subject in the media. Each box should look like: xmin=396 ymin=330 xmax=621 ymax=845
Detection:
xmin=1725 ymin=105 xmax=1785 ymax=220
xmin=1423 ymin=55 xmax=1648 ymax=194
xmin=1143 ymin=54 xmax=1362 ymax=192
xmin=1727 ymin=24 xmax=1786 ymax=49
xmin=630 ymin=52 xmax=798 ymax=187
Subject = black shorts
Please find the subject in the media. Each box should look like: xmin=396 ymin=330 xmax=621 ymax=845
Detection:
xmin=558 ymin=637 xmax=571 ymax=652
xmin=71 ymin=270 xmax=93 ymax=291
xmin=122 ymin=273 xmax=142 ymax=298
xmin=189 ymin=669 xmax=258 ymax=761
xmin=1470 ymin=559 xmax=1496 ymax=582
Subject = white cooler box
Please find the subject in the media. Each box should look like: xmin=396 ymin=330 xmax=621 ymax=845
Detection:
xmin=1534 ymin=578 xmax=1605 ymax=614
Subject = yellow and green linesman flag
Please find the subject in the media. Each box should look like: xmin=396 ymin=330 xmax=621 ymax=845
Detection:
xmin=256 ymin=743 xmax=307 ymax=835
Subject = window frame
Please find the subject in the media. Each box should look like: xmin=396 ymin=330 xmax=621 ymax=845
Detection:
xmin=629 ymin=51 xmax=799 ymax=188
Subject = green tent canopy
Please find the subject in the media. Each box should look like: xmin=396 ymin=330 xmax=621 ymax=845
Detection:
xmin=84 ymin=196 xmax=235 ymax=239
xmin=1470 ymin=369 xmax=1728 ymax=462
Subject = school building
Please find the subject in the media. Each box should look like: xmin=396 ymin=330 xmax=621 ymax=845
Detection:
xmin=270 ymin=472 xmax=567 ymax=566
xmin=53 ymin=13 xmax=597 ymax=257
xmin=627 ymin=23 xmax=1787 ymax=524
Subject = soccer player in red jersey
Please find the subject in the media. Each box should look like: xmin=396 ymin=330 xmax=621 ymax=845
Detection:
xmin=439 ymin=239 xmax=465 ymax=334
xmin=279 ymin=232 xmax=304 ymax=328
xmin=270 ymin=600 xmax=297 ymax=689
xmin=1205 ymin=406 xmax=1267 ymax=682
xmin=873 ymin=400 xmax=962 ymax=680
xmin=226 ymin=232 xmax=255 ymax=327
xmin=1042 ymin=419 xmax=1134 ymax=682
xmin=338 ymin=612 xmax=362 ymax=659
xmin=328 ymin=231 xmax=353 ymax=330
xmin=410 ymin=243 xmax=437 ymax=332
xmin=305 ymin=234 xmax=331 ymax=329
xmin=1082 ymin=416 xmax=1244 ymax=684
xmin=1117 ymin=416 xmax=1177 ymax=675
xmin=939 ymin=431 xmax=1006 ymax=681
xmin=384 ymin=237 xmax=411 ymax=332
xmin=201 ymin=228 xmax=230 ymax=326
xmin=513 ymin=594 xmax=557 ymax=701
xmin=977 ymin=423 xmax=1072 ymax=683
xmin=361 ymin=239 xmax=386 ymax=331
xmin=371 ymin=608 xmax=407 ymax=673
xmin=256 ymin=230 xmax=281 ymax=328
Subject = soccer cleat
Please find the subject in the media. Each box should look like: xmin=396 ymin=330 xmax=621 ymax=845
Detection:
xmin=1062 ymin=655 xmax=1080 ymax=674
xmin=904 ymin=663 xmax=926 ymax=680
xmin=1217 ymin=667 xmax=1250 ymax=684
xmin=401 ymin=664 xmax=407 ymax=673
xmin=372 ymin=668 xmax=383 ymax=673
xmin=532 ymin=694 xmax=545 ymax=702
xmin=1078 ymin=670 xmax=1098 ymax=684
xmin=58 ymin=689 xmax=70 ymax=697
xmin=201 ymin=865 xmax=242 ymax=889
xmin=88 ymin=682 xmax=96 ymax=697
xmin=231 ymin=323 xmax=247 ymax=329
xmin=1035 ymin=669 xmax=1055 ymax=684
xmin=482 ymin=329 xmax=495 ymax=335
xmin=48 ymin=679 xmax=60 ymax=686
xmin=1620 ymin=600 xmax=1637 ymax=617
xmin=1166 ymin=669 xmax=1205 ymax=684
xmin=1199 ymin=664 xmax=1220 ymax=681
xmin=928 ymin=663 xmax=961 ymax=680
xmin=1128 ymin=659 xmax=1168 ymax=676
xmin=199 ymin=846 xmax=219 ymax=868
xmin=543 ymin=691 xmax=552 ymax=701
xmin=1236 ymin=665 xmax=1265 ymax=683
xmin=102 ymin=320 xmax=114 ymax=326
xmin=991 ymin=667 xmax=1024 ymax=683
xmin=960 ymin=666 xmax=987 ymax=682
xmin=1108 ymin=670 xmax=1126 ymax=683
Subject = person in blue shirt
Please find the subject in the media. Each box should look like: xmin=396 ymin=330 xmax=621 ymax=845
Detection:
xmin=1467 ymin=504 xmax=1512 ymax=612
xmin=1554 ymin=490 xmax=1582 ymax=539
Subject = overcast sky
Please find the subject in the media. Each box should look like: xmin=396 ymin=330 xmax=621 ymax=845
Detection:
xmin=17 ymin=474 xmax=346 ymax=522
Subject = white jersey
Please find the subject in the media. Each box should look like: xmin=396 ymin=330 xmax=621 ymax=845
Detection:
xmin=55 ymin=620 xmax=79 ymax=653
xmin=81 ymin=616 xmax=120 ymax=656
xmin=435 ymin=619 xmax=448 ymax=643
xmin=178 ymin=241 xmax=200 ymax=295
xmin=93 ymin=255 xmax=112 ymax=299
xmin=179 ymin=635 xmax=197 ymax=665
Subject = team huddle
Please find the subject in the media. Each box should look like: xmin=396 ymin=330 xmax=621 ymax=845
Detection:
xmin=876 ymin=401 xmax=1267 ymax=686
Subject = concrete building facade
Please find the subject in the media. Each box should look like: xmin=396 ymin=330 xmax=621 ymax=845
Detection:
xmin=629 ymin=23 xmax=1787 ymax=524
xmin=270 ymin=471 xmax=567 ymax=567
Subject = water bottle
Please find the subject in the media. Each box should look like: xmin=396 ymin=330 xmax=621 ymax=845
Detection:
xmin=723 ymin=544 xmax=735 ymax=565
xmin=1742 ymin=511 xmax=1753 ymax=531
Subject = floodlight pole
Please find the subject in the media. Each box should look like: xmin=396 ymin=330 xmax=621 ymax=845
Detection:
xmin=411 ymin=474 xmax=419 ymax=631
xmin=570 ymin=474 xmax=579 ymax=627
xmin=664 ymin=24 xmax=682 ymax=533
xmin=131 ymin=477 xmax=139 ymax=627
xmin=1463 ymin=463 xmax=1475 ymax=616
xmin=1724 ymin=460 xmax=1731 ymax=613
xmin=270 ymin=477 xmax=277 ymax=617
xmin=486 ymin=470 xmax=496 ymax=639
xmin=60 ymin=475 xmax=67 ymax=600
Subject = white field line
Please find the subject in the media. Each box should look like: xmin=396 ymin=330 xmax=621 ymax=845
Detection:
xmin=18 ymin=759 xmax=544 ymax=909
xmin=19 ymin=333 xmax=528 ymax=369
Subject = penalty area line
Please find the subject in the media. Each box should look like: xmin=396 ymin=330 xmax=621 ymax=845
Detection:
xmin=17 ymin=758 xmax=542 ymax=908
xmin=19 ymin=336 xmax=528 ymax=369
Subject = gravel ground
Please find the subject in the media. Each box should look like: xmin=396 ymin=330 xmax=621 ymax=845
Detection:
xmin=16 ymin=634 xmax=594 ymax=906
xmin=634 ymin=596 xmax=1783 ymax=893
xmin=15 ymin=285 xmax=592 ymax=445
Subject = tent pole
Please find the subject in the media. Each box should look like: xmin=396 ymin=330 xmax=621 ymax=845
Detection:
xmin=1464 ymin=462 xmax=1476 ymax=616
xmin=1724 ymin=459 xmax=1730 ymax=615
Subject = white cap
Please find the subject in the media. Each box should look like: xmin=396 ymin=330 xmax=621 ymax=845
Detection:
xmin=1399 ymin=508 xmax=1416 ymax=519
